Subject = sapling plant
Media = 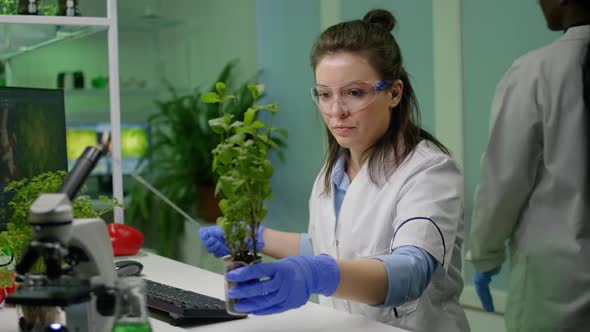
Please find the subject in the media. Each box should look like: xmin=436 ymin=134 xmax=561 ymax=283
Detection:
xmin=203 ymin=82 xmax=286 ymax=263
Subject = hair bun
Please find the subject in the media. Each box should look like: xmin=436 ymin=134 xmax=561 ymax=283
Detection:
xmin=363 ymin=9 xmax=396 ymax=32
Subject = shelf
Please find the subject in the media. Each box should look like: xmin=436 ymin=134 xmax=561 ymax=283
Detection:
xmin=1 ymin=1 xmax=139 ymax=224
xmin=0 ymin=21 xmax=107 ymax=61
xmin=0 ymin=14 xmax=110 ymax=26
xmin=0 ymin=13 xmax=182 ymax=61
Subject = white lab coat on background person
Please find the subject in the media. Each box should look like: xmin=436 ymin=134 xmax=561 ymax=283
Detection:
xmin=309 ymin=141 xmax=469 ymax=331
xmin=466 ymin=25 xmax=590 ymax=331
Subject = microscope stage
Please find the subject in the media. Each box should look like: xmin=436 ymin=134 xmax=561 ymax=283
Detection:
xmin=6 ymin=283 xmax=94 ymax=306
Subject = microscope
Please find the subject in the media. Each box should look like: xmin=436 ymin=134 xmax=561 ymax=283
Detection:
xmin=6 ymin=143 xmax=118 ymax=332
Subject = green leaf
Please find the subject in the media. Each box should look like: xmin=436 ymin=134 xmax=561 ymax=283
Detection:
xmin=256 ymin=103 xmax=278 ymax=113
xmin=273 ymin=128 xmax=288 ymax=138
xmin=217 ymin=146 xmax=237 ymax=166
xmin=267 ymin=138 xmax=279 ymax=149
xmin=202 ymin=92 xmax=221 ymax=104
xmin=228 ymin=133 xmax=246 ymax=145
xmin=230 ymin=178 xmax=246 ymax=193
xmin=256 ymin=133 xmax=269 ymax=144
xmin=222 ymin=95 xmax=236 ymax=103
xmin=219 ymin=199 xmax=229 ymax=215
xmin=251 ymin=120 xmax=266 ymax=130
xmin=215 ymin=180 xmax=223 ymax=196
xmin=230 ymin=121 xmax=244 ymax=129
xmin=215 ymin=82 xmax=226 ymax=95
xmin=208 ymin=117 xmax=227 ymax=134
xmin=262 ymin=159 xmax=273 ymax=178
xmin=247 ymin=84 xmax=260 ymax=100
xmin=218 ymin=217 xmax=231 ymax=234
xmin=243 ymin=107 xmax=256 ymax=126
xmin=212 ymin=156 xmax=218 ymax=172
xmin=223 ymin=113 xmax=233 ymax=125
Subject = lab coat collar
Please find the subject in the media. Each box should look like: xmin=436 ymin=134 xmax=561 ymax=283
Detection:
xmin=561 ymin=25 xmax=590 ymax=41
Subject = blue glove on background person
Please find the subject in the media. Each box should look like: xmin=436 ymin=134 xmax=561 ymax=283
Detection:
xmin=227 ymin=254 xmax=340 ymax=315
xmin=198 ymin=225 xmax=265 ymax=257
xmin=474 ymin=266 xmax=501 ymax=312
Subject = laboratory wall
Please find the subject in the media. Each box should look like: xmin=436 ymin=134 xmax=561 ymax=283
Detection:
xmin=155 ymin=0 xmax=257 ymax=94
xmin=253 ymin=0 xmax=323 ymax=233
xmin=341 ymin=0 xmax=434 ymax=133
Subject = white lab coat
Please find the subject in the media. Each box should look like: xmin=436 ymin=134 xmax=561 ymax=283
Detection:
xmin=467 ymin=26 xmax=590 ymax=332
xmin=308 ymin=141 xmax=469 ymax=331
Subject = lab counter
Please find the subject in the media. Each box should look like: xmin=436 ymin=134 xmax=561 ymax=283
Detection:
xmin=0 ymin=252 xmax=409 ymax=331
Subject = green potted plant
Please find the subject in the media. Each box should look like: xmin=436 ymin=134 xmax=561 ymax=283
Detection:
xmin=0 ymin=171 xmax=120 ymax=270
xmin=125 ymin=61 xmax=259 ymax=259
xmin=0 ymin=0 xmax=16 ymax=14
xmin=0 ymin=170 xmax=120 ymax=325
xmin=203 ymin=82 xmax=286 ymax=315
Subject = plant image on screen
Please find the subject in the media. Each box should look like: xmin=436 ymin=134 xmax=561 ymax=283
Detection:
xmin=121 ymin=127 xmax=148 ymax=158
xmin=66 ymin=129 xmax=97 ymax=160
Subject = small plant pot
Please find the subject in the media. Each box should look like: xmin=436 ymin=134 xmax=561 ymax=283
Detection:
xmin=222 ymin=254 xmax=261 ymax=316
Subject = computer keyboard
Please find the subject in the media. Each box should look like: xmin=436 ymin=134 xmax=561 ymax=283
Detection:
xmin=143 ymin=278 xmax=245 ymax=325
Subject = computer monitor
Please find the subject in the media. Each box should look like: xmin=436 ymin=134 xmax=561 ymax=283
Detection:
xmin=0 ymin=87 xmax=68 ymax=229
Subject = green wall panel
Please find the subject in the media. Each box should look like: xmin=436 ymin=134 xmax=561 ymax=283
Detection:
xmin=341 ymin=0 xmax=434 ymax=133
xmin=255 ymin=0 xmax=323 ymax=233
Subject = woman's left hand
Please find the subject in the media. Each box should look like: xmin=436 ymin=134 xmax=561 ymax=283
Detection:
xmin=227 ymin=255 xmax=340 ymax=315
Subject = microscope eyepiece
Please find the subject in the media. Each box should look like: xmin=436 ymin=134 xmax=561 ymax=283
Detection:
xmin=60 ymin=146 xmax=105 ymax=200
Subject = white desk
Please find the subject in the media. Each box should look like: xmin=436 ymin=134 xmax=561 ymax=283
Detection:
xmin=0 ymin=252 xmax=408 ymax=331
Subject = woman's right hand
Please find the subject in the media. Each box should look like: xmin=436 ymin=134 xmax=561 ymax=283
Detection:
xmin=198 ymin=226 xmax=230 ymax=257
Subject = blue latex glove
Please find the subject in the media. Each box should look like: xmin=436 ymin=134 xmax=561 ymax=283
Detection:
xmin=198 ymin=225 xmax=265 ymax=258
xmin=227 ymin=254 xmax=340 ymax=315
xmin=474 ymin=266 xmax=501 ymax=312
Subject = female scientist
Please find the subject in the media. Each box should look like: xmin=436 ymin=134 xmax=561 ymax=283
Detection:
xmin=200 ymin=9 xmax=469 ymax=331
xmin=466 ymin=0 xmax=590 ymax=331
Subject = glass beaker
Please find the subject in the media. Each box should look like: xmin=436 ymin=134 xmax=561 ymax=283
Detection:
xmin=112 ymin=277 xmax=152 ymax=332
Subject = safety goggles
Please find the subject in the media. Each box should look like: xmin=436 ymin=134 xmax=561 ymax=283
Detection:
xmin=310 ymin=80 xmax=392 ymax=115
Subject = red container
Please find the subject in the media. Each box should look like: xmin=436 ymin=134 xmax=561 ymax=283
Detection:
xmin=107 ymin=224 xmax=144 ymax=256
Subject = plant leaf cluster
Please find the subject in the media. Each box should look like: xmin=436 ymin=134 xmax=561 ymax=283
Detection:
xmin=125 ymin=61 xmax=259 ymax=259
xmin=204 ymin=83 xmax=287 ymax=262
xmin=0 ymin=171 xmax=121 ymax=288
